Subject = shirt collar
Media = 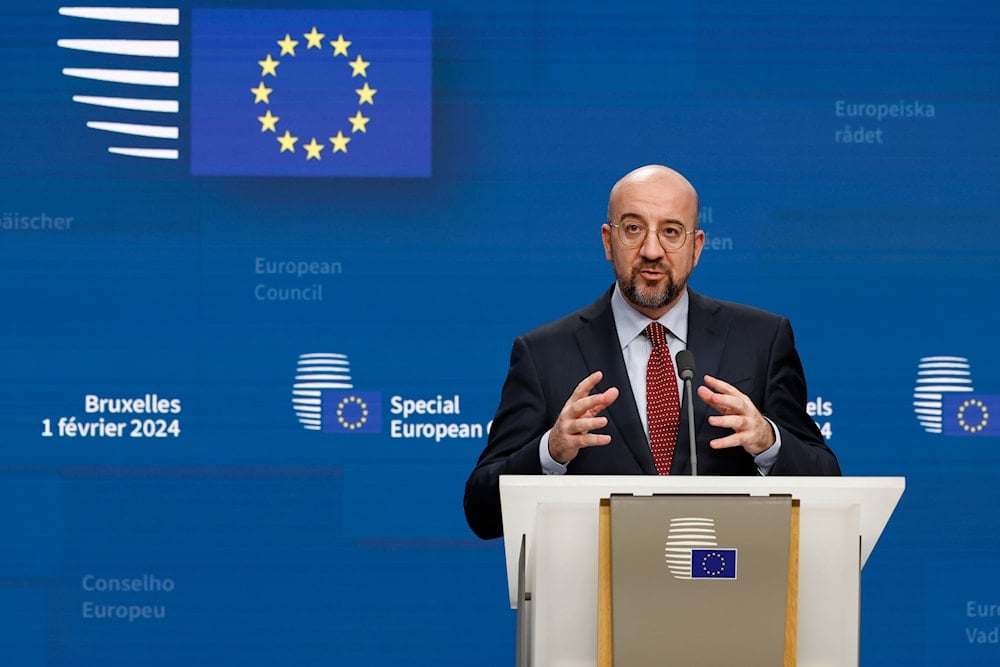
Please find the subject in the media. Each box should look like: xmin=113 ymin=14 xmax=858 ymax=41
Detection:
xmin=610 ymin=283 xmax=690 ymax=349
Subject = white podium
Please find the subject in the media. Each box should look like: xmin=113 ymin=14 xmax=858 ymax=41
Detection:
xmin=499 ymin=475 xmax=904 ymax=667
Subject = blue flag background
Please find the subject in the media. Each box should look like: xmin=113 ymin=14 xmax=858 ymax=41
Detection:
xmin=322 ymin=391 xmax=383 ymax=434
xmin=691 ymin=549 xmax=738 ymax=579
xmin=190 ymin=9 xmax=431 ymax=176
xmin=2 ymin=1 xmax=999 ymax=664
xmin=942 ymin=395 xmax=999 ymax=437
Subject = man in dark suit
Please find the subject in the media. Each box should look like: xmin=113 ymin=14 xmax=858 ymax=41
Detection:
xmin=464 ymin=165 xmax=840 ymax=540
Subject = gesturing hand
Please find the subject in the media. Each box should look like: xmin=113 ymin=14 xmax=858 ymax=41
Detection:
xmin=696 ymin=374 xmax=775 ymax=456
xmin=547 ymin=371 xmax=620 ymax=465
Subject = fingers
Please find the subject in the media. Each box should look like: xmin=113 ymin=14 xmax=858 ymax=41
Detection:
xmin=705 ymin=428 xmax=747 ymax=450
xmin=697 ymin=374 xmax=744 ymax=413
xmin=565 ymin=388 xmax=620 ymax=432
xmin=701 ymin=373 xmax=738 ymax=394
xmin=697 ymin=374 xmax=774 ymax=455
xmin=548 ymin=372 xmax=619 ymax=464
xmin=569 ymin=370 xmax=605 ymax=401
xmin=565 ymin=371 xmax=619 ymax=418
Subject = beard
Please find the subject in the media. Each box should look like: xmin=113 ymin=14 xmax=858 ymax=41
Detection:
xmin=619 ymin=263 xmax=687 ymax=311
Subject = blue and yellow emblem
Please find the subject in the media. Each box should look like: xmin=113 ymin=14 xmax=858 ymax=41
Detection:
xmin=690 ymin=549 xmax=738 ymax=579
xmin=191 ymin=10 xmax=431 ymax=176
xmin=943 ymin=395 xmax=999 ymax=436
xmin=322 ymin=391 xmax=382 ymax=434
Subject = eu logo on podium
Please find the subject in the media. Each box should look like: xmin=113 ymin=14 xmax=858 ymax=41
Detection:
xmin=691 ymin=549 xmax=738 ymax=579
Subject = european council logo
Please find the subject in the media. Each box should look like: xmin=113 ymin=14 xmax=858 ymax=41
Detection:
xmin=943 ymin=395 xmax=999 ymax=437
xmin=291 ymin=353 xmax=381 ymax=434
xmin=322 ymin=391 xmax=382 ymax=435
xmin=913 ymin=356 xmax=998 ymax=436
xmin=57 ymin=6 xmax=431 ymax=176
xmin=664 ymin=517 xmax=738 ymax=580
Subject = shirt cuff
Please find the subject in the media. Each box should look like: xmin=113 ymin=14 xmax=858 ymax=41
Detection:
xmin=754 ymin=418 xmax=781 ymax=475
xmin=539 ymin=431 xmax=568 ymax=475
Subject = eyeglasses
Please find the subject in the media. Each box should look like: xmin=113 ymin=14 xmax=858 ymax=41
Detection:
xmin=607 ymin=220 xmax=696 ymax=251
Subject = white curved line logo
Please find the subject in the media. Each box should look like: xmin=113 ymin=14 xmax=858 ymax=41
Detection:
xmin=58 ymin=6 xmax=181 ymax=160
xmin=913 ymin=356 xmax=973 ymax=434
xmin=664 ymin=517 xmax=718 ymax=580
xmin=291 ymin=353 xmax=352 ymax=431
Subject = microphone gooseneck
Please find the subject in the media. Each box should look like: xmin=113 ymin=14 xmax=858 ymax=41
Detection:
xmin=675 ymin=349 xmax=698 ymax=475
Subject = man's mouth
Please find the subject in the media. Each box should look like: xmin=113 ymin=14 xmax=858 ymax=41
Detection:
xmin=637 ymin=265 xmax=666 ymax=280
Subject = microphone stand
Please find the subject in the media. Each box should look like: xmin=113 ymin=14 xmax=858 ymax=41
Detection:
xmin=683 ymin=376 xmax=697 ymax=476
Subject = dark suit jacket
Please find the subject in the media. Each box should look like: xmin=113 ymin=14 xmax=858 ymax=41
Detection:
xmin=463 ymin=287 xmax=841 ymax=539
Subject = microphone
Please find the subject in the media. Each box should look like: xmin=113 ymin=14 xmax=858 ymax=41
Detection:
xmin=675 ymin=350 xmax=698 ymax=476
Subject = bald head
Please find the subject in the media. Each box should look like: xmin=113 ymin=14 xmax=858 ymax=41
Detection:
xmin=607 ymin=165 xmax=699 ymax=226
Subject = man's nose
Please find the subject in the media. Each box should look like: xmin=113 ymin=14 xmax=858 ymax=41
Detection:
xmin=640 ymin=228 xmax=666 ymax=259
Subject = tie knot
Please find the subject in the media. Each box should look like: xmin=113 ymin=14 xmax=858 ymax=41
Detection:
xmin=644 ymin=322 xmax=668 ymax=349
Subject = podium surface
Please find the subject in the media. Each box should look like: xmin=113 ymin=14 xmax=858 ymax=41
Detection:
xmin=499 ymin=475 xmax=904 ymax=667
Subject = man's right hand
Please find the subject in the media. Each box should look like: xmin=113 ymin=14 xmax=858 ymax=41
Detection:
xmin=547 ymin=370 xmax=619 ymax=464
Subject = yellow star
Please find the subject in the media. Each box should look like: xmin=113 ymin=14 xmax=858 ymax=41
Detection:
xmin=329 ymin=131 xmax=351 ymax=153
xmin=250 ymin=81 xmax=272 ymax=104
xmin=349 ymin=54 xmax=370 ymax=77
xmin=277 ymin=33 xmax=298 ymax=56
xmin=304 ymin=137 xmax=325 ymax=160
xmin=348 ymin=111 xmax=370 ymax=134
xmin=258 ymin=53 xmax=279 ymax=77
xmin=329 ymin=34 xmax=351 ymax=57
xmin=304 ymin=26 xmax=325 ymax=49
xmin=277 ymin=130 xmax=298 ymax=153
xmin=355 ymin=82 xmax=377 ymax=105
xmin=257 ymin=109 xmax=279 ymax=132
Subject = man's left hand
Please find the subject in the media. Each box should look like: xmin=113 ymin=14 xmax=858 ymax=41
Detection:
xmin=696 ymin=374 xmax=775 ymax=456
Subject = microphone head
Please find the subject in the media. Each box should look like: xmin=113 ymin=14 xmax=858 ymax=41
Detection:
xmin=676 ymin=349 xmax=696 ymax=381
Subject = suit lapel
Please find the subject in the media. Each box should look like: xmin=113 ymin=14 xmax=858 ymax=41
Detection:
xmin=686 ymin=290 xmax=726 ymax=383
xmin=573 ymin=290 xmax=657 ymax=474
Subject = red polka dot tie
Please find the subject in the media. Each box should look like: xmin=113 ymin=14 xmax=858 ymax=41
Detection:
xmin=644 ymin=322 xmax=680 ymax=475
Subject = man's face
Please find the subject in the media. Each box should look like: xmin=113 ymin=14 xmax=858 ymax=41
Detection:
xmin=602 ymin=169 xmax=705 ymax=319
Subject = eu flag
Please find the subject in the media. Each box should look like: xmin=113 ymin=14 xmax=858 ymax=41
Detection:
xmin=322 ymin=391 xmax=382 ymax=434
xmin=690 ymin=549 xmax=738 ymax=579
xmin=943 ymin=394 xmax=999 ymax=436
xmin=190 ymin=10 xmax=431 ymax=176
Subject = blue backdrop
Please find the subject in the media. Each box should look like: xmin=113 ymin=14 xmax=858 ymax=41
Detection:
xmin=1 ymin=1 xmax=998 ymax=664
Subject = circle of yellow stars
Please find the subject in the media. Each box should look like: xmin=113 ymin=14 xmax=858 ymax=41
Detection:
xmin=336 ymin=395 xmax=370 ymax=431
xmin=957 ymin=398 xmax=989 ymax=433
xmin=250 ymin=26 xmax=378 ymax=160
xmin=699 ymin=551 xmax=729 ymax=577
